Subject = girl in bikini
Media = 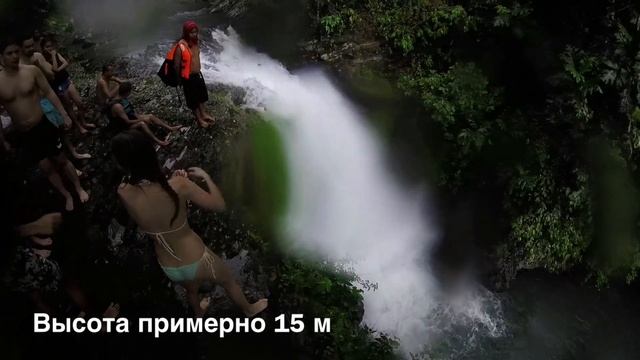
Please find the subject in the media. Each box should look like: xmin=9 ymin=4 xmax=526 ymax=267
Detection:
xmin=112 ymin=130 xmax=267 ymax=317
xmin=41 ymin=36 xmax=95 ymax=134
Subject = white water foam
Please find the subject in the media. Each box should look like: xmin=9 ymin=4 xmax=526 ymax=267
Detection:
xmin=199 ymin=27 xmax=504 ymax=356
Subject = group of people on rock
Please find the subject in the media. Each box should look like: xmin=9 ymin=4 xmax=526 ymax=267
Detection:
xmin=0 ymin=20 xmax=267 ymax=322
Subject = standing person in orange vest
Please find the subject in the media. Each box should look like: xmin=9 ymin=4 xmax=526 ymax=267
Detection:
xmin=173 ymin=21 xmax=215 ymax=128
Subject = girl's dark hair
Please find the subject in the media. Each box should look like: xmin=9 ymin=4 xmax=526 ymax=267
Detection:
xmin=111 ymin=130 xmax=180 ymax=225
xmin=40 ymin=35 xmax=55 ymax=49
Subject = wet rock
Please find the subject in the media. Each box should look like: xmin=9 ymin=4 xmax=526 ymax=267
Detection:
xmin=209 ymin=0 xmax=249 ymax=18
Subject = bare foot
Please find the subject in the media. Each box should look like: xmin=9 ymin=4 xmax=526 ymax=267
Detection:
xmin=65 ymin=196 xmax=74 ymax=211
xmin=78 ymin=189 xmax=90 ymax=204
xmin=103 ymin=302 xmax=120 ymax=318
xmin=244 ymin=299 xmax=268 ymax=317
xmin=197 ymin=119 xmax=210 ymax=128
xmin=83 ymin=122 xmax=96 ymax=129
xmin=157 ymin=139 xmax=170 ymax=147
xmin=77 ymin=126 xmax=89 ymax=135
xmin=73 ymin=152 xmax=92 ymax=160
xmin=169 ymin=125 xmax=183 ymax=132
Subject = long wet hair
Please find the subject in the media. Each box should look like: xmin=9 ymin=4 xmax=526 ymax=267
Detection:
xmin=111 ymin=130 xmax=180 ymax=225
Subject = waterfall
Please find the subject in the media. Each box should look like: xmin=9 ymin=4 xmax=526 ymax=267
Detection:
xmin=200 ymin=27 xmax=504 ymax=356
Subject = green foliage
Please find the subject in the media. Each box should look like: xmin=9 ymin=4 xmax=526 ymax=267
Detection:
xmin=321 ymin=14 xmax=346 ymax=35
xmin=372 ymin=3 xmax=472 ymax=56
xmin=311 ymin=0 xmax=640 ymax=285
xmin=312 ymin=1 xmax=362 ymax=36
xmin=494 ymin=2 xmax=532 ymax=27
xmin=561 ymin=47 xmax=603 ymax=122
xmin=273 ymin=259 xmax=398 ymax=359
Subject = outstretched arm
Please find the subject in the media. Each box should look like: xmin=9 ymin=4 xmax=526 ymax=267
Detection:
xmin=33 ymin=66 xmax=72 ymax=128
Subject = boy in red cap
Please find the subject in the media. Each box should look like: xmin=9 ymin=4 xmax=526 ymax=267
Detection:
xmin=173 ymin=20 xmax=215 ymax=128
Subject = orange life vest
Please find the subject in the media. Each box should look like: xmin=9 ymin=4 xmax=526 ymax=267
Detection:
xmin=166 ymin=40 xmax=192 ymax=80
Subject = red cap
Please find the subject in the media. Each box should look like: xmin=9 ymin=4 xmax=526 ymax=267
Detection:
xmin=182 ymin=20 xmax=199 ymax=45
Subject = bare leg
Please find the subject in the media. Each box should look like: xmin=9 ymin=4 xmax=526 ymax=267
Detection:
xmin=198 ymin=250 xmax=268 ymax=317
xmin=60 ymin=93 xmax=88 ymax=135
xmin=183 ymin=281 xmax=208 ymax=317
xmin=53 ymin=152 xmax=89 ymax=205
xmin=68 ymin=83 xmax=95 ymax=129
xmin=63 ymin=134 xmax=91 ymax=160
xmin=140 ymin=114 xmax=181 ymax=131
xmin=132 ymin=122 xmax=169 ymax=146
xmin=39 ymin=158 xmax=74 ymax=211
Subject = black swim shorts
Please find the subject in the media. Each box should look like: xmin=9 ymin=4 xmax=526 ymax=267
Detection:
xmin=182 ymin=72 xmax=209 ymax=110
xmin=17 ymin=116 xmax=64 ymax=165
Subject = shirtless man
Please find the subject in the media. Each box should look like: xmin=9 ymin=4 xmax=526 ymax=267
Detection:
xmin=174 ymin=20 xmax=215 ymax=128
xmin=0 ymin=38 xmax=89 ymax=211
xmin=19 ymin=34 xmax=53 ymax=80
xmin=96 ymin=63 xmax=125 ymax=110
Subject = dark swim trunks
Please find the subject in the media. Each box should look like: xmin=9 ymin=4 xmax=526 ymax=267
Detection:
xmin=182 ymin=72 xmax=208 ymax=110
xmin=17 ymin=116 xmax=63 ymax=165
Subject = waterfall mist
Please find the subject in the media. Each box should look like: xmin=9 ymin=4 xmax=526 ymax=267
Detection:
xmin=199 ymin=28 xmax=505 ymax=356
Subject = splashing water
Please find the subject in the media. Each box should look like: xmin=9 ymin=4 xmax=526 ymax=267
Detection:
xmin=200 ymin=27 xmax=504 ymax=356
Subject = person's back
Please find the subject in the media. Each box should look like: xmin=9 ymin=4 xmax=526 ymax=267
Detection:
xmin=117 ymin=177 xmax=207 ymax=267
xmin=112 ymin=130 xmax=267 ymax=317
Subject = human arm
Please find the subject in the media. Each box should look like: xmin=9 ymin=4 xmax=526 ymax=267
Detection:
xmin=98 ymin=78 xmax=118 ymax=100
xmin=33 ymin=53 xmax=54 ymax=80
xmin=174 ymin=44 xmax=183 ymax=85
xmin=50 ymin=51 xmax=69 ymax=72
xmin=33 ymin=66 xmax=72 ymax=129
xmin=173 ymin=167 xmax=226 ymax=211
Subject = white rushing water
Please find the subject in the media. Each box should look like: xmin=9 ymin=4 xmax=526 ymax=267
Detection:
xmin=199 ymin=27 xmax=504 ymax=356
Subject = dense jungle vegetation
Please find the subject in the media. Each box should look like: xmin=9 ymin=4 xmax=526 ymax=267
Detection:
xmin=311 ymin=0 xmax=640 ymax=287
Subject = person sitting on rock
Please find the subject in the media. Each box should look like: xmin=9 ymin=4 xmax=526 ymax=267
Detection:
xmin=96 ymin=63 xmax=126 ymax=112
xmin=107 ymin=82 xmax=181 ymax=146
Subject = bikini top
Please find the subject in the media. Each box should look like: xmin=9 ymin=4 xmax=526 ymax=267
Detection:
xmin=143 ymin=219 xmax=188 ymax=261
